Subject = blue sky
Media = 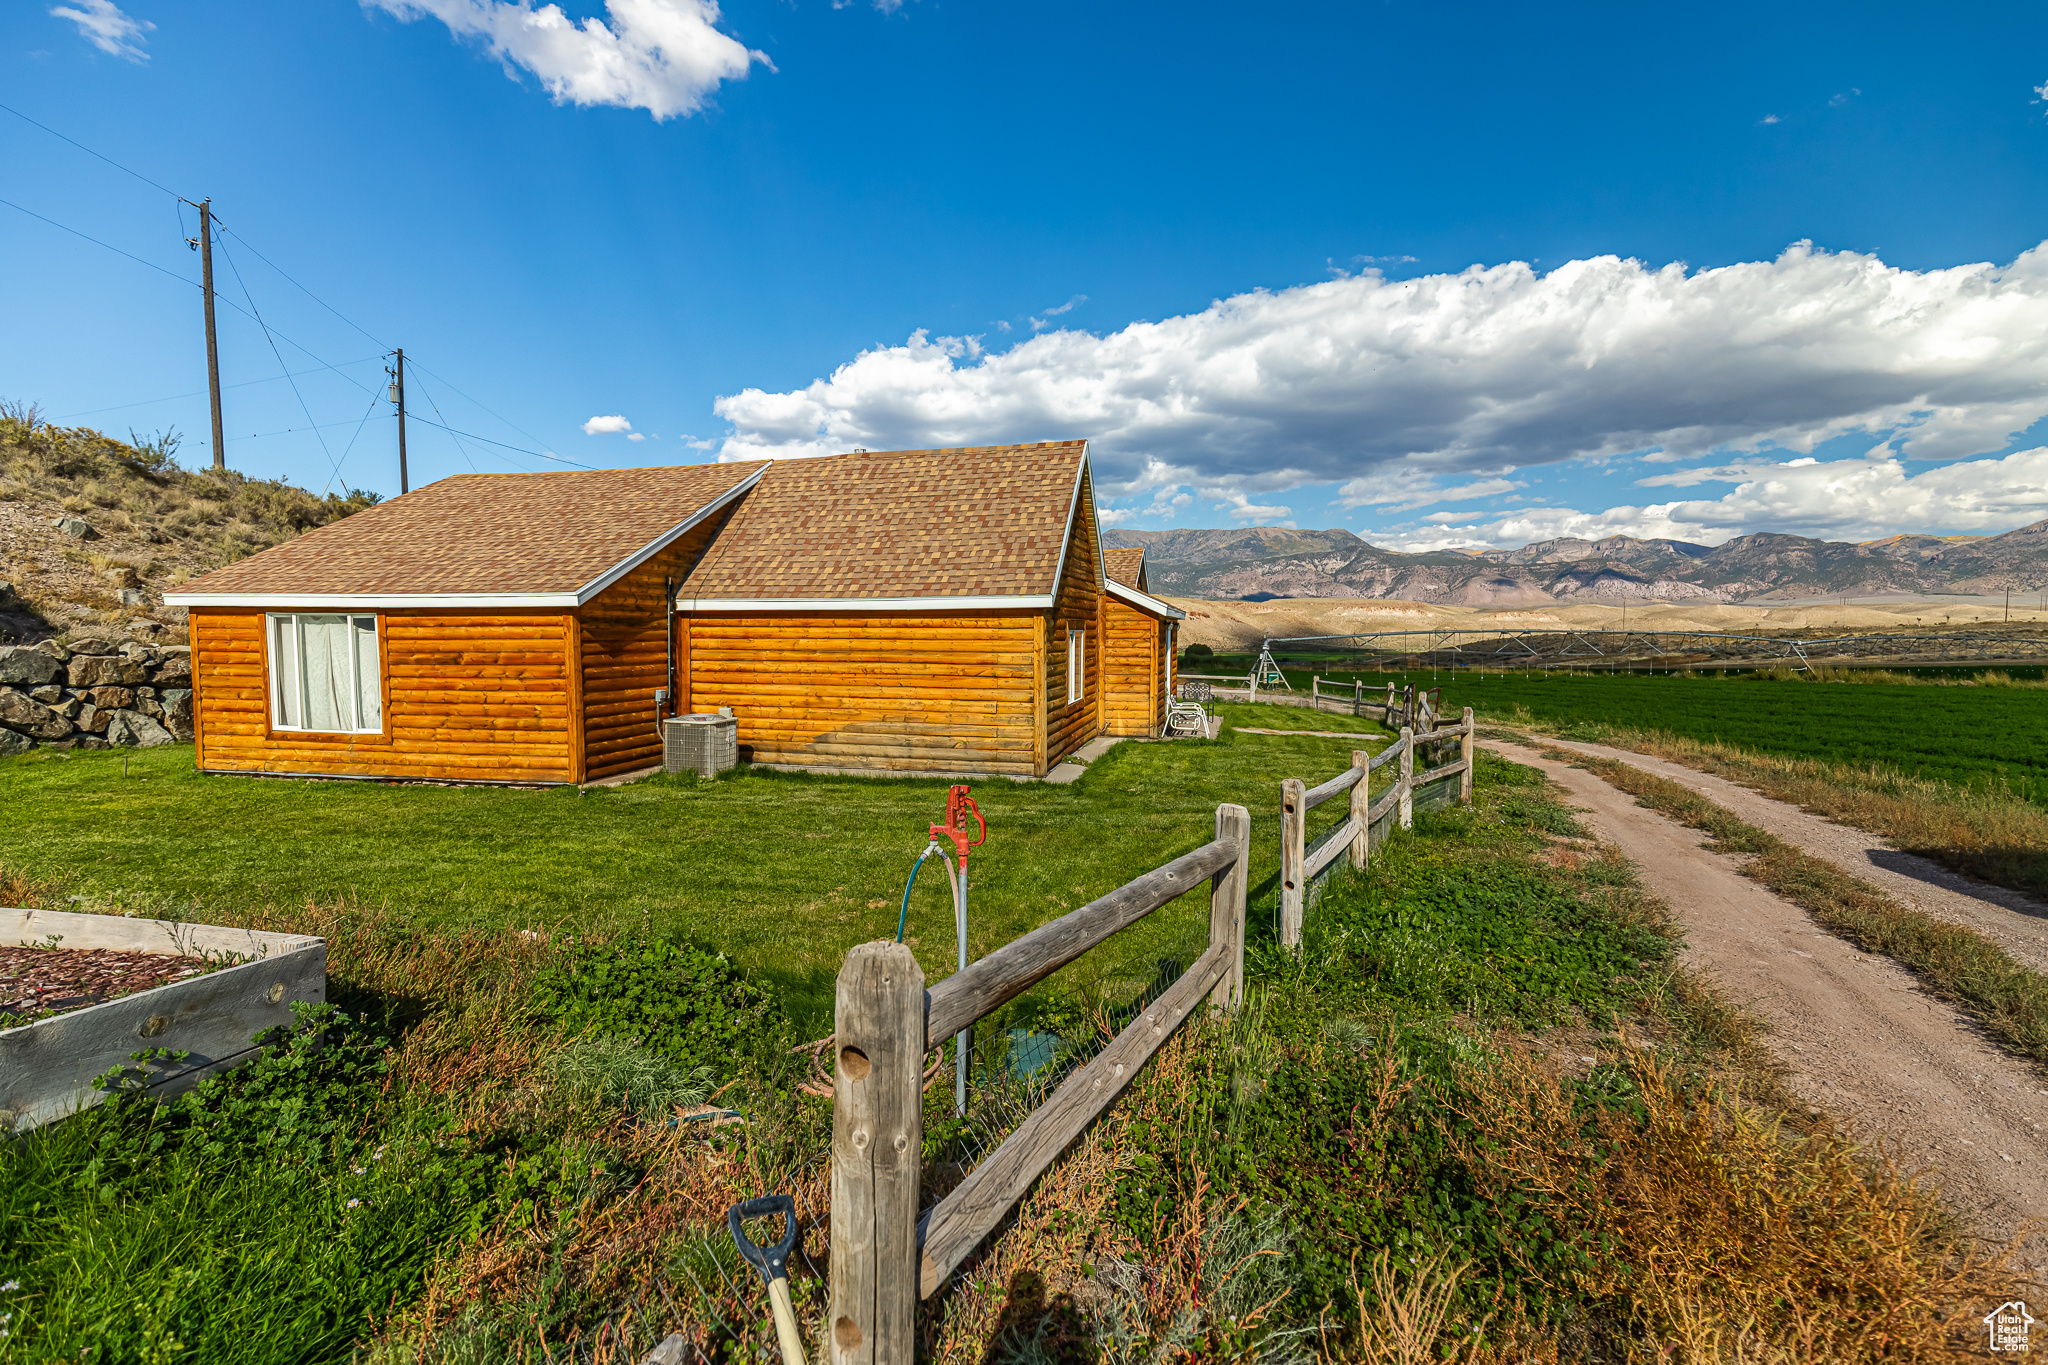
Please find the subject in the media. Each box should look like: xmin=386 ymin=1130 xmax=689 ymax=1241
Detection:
xmin=8 ymin=0 xmax=2048 ymax=551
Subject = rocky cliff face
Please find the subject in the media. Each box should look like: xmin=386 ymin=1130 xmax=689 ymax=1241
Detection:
xmin=1104 ymin=520 xmax=2048 ymax=603
xmin=0 ymin=637 xmax=191 ymax=755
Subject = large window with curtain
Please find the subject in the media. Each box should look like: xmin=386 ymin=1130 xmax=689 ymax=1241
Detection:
xmin=267 ymin=613 xmax=383 ymax=734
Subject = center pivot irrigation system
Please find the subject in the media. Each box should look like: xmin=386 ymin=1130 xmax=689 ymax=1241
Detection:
xmin=1249 ymin=628 xmax=2048 ymax=679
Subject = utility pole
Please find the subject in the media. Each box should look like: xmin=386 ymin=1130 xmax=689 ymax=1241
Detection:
xmin=388 ymin=348 xmax=408 ymax=494
xmin=192 ymin=198 xmax=225 ymax=472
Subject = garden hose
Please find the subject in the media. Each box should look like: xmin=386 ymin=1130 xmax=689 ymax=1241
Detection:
xmin=896 ymin=843 xmax=933 ymax=941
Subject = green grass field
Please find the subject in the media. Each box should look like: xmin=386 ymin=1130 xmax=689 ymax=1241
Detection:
xmin=0 ymin=703 xmax=1998 ymax=1362
xmin=1236 ymin=665 xmax=2048 ymax=802
xmin=1 ymin=704 xmax=1387 ymax=1028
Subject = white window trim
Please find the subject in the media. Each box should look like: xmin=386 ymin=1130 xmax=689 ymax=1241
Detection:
xmin=1066 ymin=626 xmax=1084 ymax=705
xmin=267 ymin=612 xmax=383 ymax=734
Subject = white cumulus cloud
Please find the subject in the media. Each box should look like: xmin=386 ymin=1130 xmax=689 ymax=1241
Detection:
xmin=1380 ymin=447 xmax=2048 ymax=552
xmin=51 ymin=0 xmax=152 ymax=61
xmin=367 ymin=0 xmax=764 ymax=120
xmin=582 ymin=413 xmax=633 ymax=434
xmin=711 ymin=242 xmax=2048 ymax=521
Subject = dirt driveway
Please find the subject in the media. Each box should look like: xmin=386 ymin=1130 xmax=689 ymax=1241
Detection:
xmin=1484 ymin=738 xmax=2048 ymax=1279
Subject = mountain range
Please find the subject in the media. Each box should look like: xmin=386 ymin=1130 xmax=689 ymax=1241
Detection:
xmin=1101 ymin=523 xmax=2048 ymax=604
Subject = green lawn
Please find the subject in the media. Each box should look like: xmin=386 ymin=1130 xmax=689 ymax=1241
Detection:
xmin=3 ymin=704 xmax=1385 ymax=1028
xmin=1235 ymin=663 xmax=2048 ymax=802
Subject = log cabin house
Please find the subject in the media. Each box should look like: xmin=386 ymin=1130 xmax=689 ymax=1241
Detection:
xmin=164 ymin=440 xmax=1183 ymax=783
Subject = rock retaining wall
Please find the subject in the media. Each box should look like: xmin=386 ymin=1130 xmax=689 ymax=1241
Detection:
xmin=0 ymin=638 xmax=191 ymax=753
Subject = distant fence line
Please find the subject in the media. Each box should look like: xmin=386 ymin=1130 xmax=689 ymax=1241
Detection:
xmin=1276 ymin=706 xmax=1474 ymax=946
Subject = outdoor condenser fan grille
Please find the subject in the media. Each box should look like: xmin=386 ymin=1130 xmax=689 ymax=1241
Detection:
xmin=663 ymin=714 xmax=738 ymax=777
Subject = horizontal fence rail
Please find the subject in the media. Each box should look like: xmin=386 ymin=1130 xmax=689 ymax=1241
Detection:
xmin=828 ymin=805 xmax=1252 ymax=1360
xmin=924 ymin=839 xmax=1236 ymax=1046
xmin=1278 ymin=707 xmax=1475 ymax=947
xmin=918 ymin=940 xmax=1231 ymax=1295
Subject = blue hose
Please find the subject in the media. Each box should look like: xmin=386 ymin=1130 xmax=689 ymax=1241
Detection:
xmin=896 ymin=845 xmax=935 ymax=942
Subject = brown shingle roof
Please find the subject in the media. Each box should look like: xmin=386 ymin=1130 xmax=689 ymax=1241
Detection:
xmin=1104 ymin=548 xmax=1146 ymax=590
xmin=169 ymin=462 xmax=768 ymax=599
xmin=679 ymin=441 xmax=1090 ymax=600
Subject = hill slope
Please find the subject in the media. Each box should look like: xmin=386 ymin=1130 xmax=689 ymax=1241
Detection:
xmin=1107 ymin=523 xmax=2048 ymax=604
xmin=0 ymin=405 xmax=378 ymax=647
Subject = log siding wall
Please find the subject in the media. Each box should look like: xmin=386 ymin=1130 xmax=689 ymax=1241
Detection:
xmin=1044 ymin=470 xmax=1105 ymax=766
xmin=1101 ymin=596 xmax=1165 ymax=737
xmin=684 ymin=613 xmax=1042 ymax=774
xmin=189 ymin=607 xmax=578 ymax=782
xmin=577 ymin=513 xmax=734 ymax=781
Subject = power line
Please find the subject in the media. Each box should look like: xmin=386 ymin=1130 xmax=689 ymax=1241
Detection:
xmin=0 ymin=107 xmax=573 ymax=485
xmin=0 ymin=100 xmax=183 ymax=199
xmin=1 ymin=192 xmax=380 ymax=403
xmin=215 ymin=222 xmax=388 ymax=352
xmin=403 ymin=356 xmax=562 ymax=464
xmin=0 ymin=101 xmax=388 ymax=360
xmin=215 ymin=232 xmax=343 ymax=485
xmin=402 ymin=369 xmax=487 ymax=475
xmin=239 ymin=414 xmax=393 ymax=441
xmin=404 ymin=413 xmax=597 ymax=470
xmin=0 ymin=194 xmax=196 ymax=290
xmin=324 ymin=388 xmax=389 ymax=497
xmin=54 ymin=357 xmax=386 ymax=420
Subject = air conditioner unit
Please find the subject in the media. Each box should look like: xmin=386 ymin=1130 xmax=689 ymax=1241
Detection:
xmin=663 ymin=714 xmax=738 ymax=778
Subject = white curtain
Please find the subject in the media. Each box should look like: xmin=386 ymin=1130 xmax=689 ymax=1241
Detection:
xmin=271 ymin=615 xmax=300 ymax=728
xmin=269 ymin=613 xmax=382 ymax=731
xmin=352 ymin=616 xmax=381 ymax=730
xmin=298 ymin=615 xmax=351 ymax=732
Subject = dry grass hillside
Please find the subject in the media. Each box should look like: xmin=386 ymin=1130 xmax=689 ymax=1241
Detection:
xmin=1171 ymin=593 xmax=2048 ymax=651
xmin=0 ymin=402 xmax=378 ymax=647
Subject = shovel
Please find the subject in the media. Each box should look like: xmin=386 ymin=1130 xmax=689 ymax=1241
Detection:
xmin=728 ymin=1194 xmax=807 ymax=1365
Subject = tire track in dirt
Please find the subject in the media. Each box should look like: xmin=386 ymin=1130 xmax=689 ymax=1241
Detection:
xmin=1484 ymin=738 xmax=2048 ymax=1279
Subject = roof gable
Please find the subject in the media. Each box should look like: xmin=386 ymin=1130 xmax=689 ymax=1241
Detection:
xmin=166 ymin=462 xmax=769 ymax=605
xmin=1104 ymin=548 xmax=1147 ymax=591
xmin=678 ymin=441 xmax=1091 ymax=603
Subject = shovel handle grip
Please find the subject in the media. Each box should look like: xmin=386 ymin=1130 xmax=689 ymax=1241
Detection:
xmin=727 ymin=1194 xmax=800 ymax=1282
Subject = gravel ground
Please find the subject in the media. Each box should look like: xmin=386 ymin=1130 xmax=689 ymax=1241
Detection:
xmin=1485 ymin=737 xmax=2048 ymax=1282
xmin=1537 ymin=735 xmax=2048 ymax=977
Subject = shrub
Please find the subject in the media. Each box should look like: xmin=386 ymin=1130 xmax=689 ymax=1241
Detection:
xmin=530 ymin=937 xmax=785 ymax=1080
xmin=1181 ymin=642 xmax=1215 ymax=669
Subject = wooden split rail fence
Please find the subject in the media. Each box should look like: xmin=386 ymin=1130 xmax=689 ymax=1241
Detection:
xmin=1309 ymin=677 xmax=1442 ymax=731
xmin=1277 ymin=706 xmax=1475 ymax=947
xmin=827 ymin=804 xmax=1252 ymax=1364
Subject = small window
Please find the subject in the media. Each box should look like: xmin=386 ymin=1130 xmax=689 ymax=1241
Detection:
xmin=1066 ymin=626 xmax=1085 ymax=705
xmin=268 ymin=613 xmax=382 ymax=733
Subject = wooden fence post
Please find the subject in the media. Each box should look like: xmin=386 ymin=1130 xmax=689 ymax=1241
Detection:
xmin=1459 ymin=707 xmax=1475 ymax=804
xmin=1397 ymin=726 xmax=1414 ymax=830
xmin=1311 ymin=677 xmax=1319 ymax=709
xmin=1209 ymin=803 xmax=1249 ymax=1012
xmin=1278 ymin=778 xmax=1305 ymax=949
xmin=1348 ymin=749 xmax=1370 ymax=870
xmin=829 ymin=941 xmax=925 ymax=1365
